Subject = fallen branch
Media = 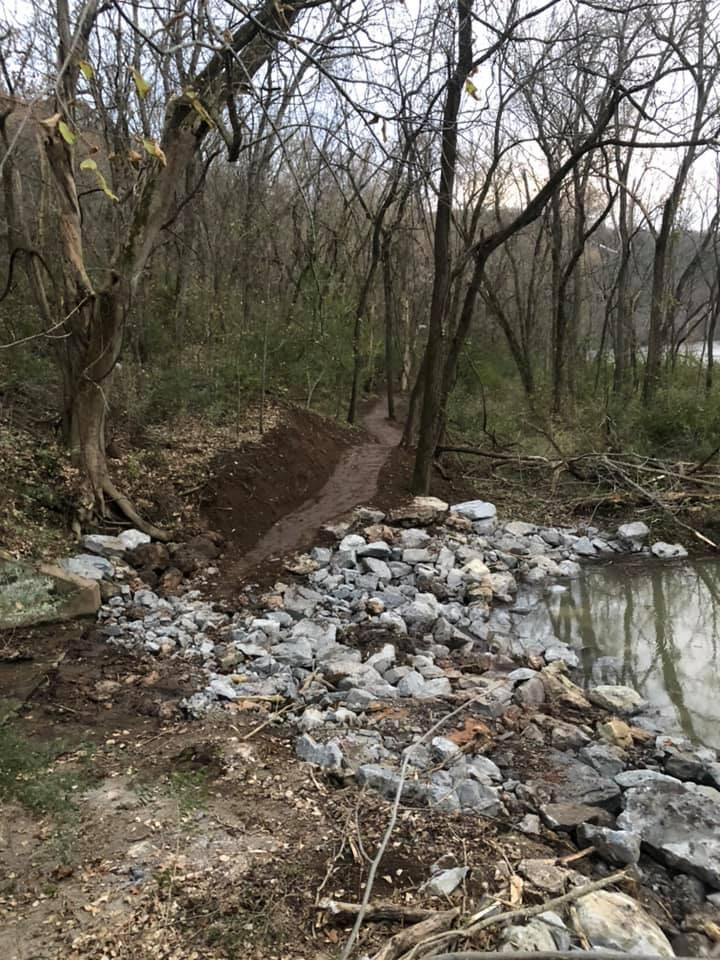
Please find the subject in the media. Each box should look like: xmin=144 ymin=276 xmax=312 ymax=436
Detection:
xmin=339 ymin=691 xmax=503 ymax=960
xmin=373 ymin=910 xmax=461 ymax=960
xmin=395 ymin=869 xmax=628 ymax=960
xmin=320 ymin=899 xmax=450 ymax=924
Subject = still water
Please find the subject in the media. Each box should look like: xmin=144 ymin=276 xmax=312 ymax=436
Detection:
xmin=525 ymin=561 xmax=720 ymax=748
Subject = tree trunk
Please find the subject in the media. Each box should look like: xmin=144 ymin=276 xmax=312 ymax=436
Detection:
xmin=382 ymin=230 xmax=396 ymax=419
xmin=411 ymin=0 xmax=474 ymax=493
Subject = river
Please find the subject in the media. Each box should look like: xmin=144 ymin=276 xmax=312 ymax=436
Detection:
xmin=522 ymin=559 xmax=720 ymax=748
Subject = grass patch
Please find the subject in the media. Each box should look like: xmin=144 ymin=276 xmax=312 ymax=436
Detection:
xmin=0 ymin=724 xmax=95 ymax=818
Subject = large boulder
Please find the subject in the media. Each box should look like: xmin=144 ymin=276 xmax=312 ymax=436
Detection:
xmin=573 ymin=891 xmax=674 ymax=957
xmin=618 ymin=780 xmax=720 ymax=888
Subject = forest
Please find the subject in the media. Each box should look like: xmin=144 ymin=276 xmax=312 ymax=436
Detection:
xmin=2 ymin=0 xmax=720 ymax=544
xmin=4 ymin=4 xmax=720 ymax=958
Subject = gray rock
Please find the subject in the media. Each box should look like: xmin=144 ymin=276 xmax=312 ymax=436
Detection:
xmin=514 ymin=676 xmax=546 ymax=706
xmin=61 ymin=553 xmax=114 ymax=581
xmin=455 ymin=778 xmax=505 ymax=816
xmin=339 ymin=534 xmax=366 ymax=552
xmin=580 ymin=742 xmax=625 ymax=778
xmin=540 ymin=802 xmax=615 ymax=831
xmin=421 ymin=677 xmax=453 ymax=698
xmin=501 ymin=919 xmax=558 ymax=952
xmin=577 ymin=823 xmax=641 ymax=865
xmin=272 ymin=639 xmax=313 ymax=668
xmin=614 ymin=769 xmax=682 ymax=789
xmin=357 ymin=541 xmax=392 ymax=560
xmin=356 ymin=763 xmax=400 ymax=798
xmin=363 ymin=557 xmax=392 ymax=580
xmin=573 ymin=890 xmax=674 ymax=956
xmin=618 ymin=781 xmax=720 ymax=888
xmin=397 ymin=671 xmax=426 ymax=697
xmin=296 ymin=734 xmax=343 ymax=770
xmin=556 ymin=559 xmax=581 ymax=578
xmin=651 ymin=541 xmax=688 ymax=559
xmin=466 ymin=755 xmax=502 ymax=783
xmin=573 ymin=536 xmax=597 ymax=556
xmin=589 ymin=684 xmax=648 ymax=715
xmin=422 ymin=866 xmax=468 ymax=896
xmin=505 ymin=521 xmax=537 ymax=537
xmin=399 ymin=528 xmax=431 ymax=548
xmin=402 ymin=548 xmax=432 ymax=564
xmin=451 ymin=500 xmax=497 ymax=521
xmin=299 ymin=706 xmax=326 ymax=731
xmin=617 ymin=521 xmax=650 ymax=543
xmin=548 ymin=752 xmax=622 ymax=810
xmin=119 ymin=529 xmax=151 ymax=551
xmin=431 ymin=736 xmax=461 ymax=761
xmin=208 ymin=677 xmax=238 ymax=700
xmin=518 ymin=813 xmax=542 ymax=835
xmin=544 ymin=643 xmax=580 ymax=669
xmin=401 ymin=594 xmax=439 ymax=632
xmin=81 ymin=534 xmax=127 ymax=558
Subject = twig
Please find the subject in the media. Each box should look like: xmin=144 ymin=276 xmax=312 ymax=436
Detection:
xmin=339 ymin=694 xmax=495 ymax=960
xmin=321 ymin=899 xmax=451 ymax=923
xmin=397 ymin=870 xmax=628 ymax=960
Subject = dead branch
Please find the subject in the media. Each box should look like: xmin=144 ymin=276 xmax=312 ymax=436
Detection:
xmin=394 ymin=869 xmax=628 ymax=960
xmin=372 ymin=910 xmax=461 ymax=960
xmin=320 ymin=899 xmax=451 ymax=924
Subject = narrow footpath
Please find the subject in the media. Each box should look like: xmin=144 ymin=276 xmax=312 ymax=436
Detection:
xmin=235 ymin=397 xmax=401 ymax=576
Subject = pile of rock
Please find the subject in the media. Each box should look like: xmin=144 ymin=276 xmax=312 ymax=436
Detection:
xmin=87 ymin=496 xmax=720 ymax=947
xmin=60 ymin=529 xmax=223 ymax=598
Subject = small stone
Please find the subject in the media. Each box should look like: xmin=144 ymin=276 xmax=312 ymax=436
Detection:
xmin=651 ymin=541 xmax=688 ymax=559
xmin=208 ymin=677 xmax=238 ymax=701
xmin=577 ymin=824 xmax=641 ymax=865
xmin=518 ymin=859 xmax=570 ymax=894
xmin=397 ymin=671 xmax=426 ymax=696
xmin=422 ymin=866 xmax=468 ymax=897
xmin=518 ymin=813 xmax=542 ymax=835
xmin=540 ymin=802 xmax=615 ymax=831
xmin=455 ymin=779 xmax=505 ymax=816
xmin=573 ymin=536 xmax=597 ymax=556
xmin=61 ymin=553 xmax=114 ymax=581
xmin=389 ymin=497 xmax=448 ymax=526
xmin=296 ymin=734 xmax=343 ymax=770
xmin=357 ymin=540 xmax=392 ymax=559
xmin=598 ymin=718 xmax=633 ymax=749
xmin=431 ymin=737 xmax=461 ymax=761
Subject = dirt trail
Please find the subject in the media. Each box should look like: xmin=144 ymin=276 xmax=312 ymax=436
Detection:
xmin=234 ymin=397 xmax=401 ymax=577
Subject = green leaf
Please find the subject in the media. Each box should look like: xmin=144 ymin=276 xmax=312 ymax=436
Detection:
xmin=58 ymin=120 xmax=76 ymax=145
xmin=464 ymin=79 xmax=480 ymax=101
xmin=79 ymin=60 xmax=94 ymax=80
xmin=184 ymin=88 xmax=215 ymax=128
xmin=80 ymin=158 xmax=118 ymax=201
xmin=95 ymin=170 xmax=119 ymax=202
xmin=142 ymin=138 xmax=167 ymax=166
xmin=131 ymin=67 xmax=150 ymax=100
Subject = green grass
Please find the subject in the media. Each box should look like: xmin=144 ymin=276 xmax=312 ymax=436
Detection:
xmin=0 ymin=724 xmax=95 ymax=818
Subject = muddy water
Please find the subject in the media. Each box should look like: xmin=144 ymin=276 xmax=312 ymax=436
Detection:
xmin=525 ymin=560 xmax=720 ymax=748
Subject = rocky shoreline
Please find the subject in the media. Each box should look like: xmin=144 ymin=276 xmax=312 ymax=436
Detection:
xmin=72 ymin=498 xmax=718 ymax=956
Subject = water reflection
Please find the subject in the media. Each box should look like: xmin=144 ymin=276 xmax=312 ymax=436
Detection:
xmin=524 ymin=561 xmax=720 ymax=748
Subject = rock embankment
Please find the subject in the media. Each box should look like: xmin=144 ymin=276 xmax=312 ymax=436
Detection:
xmin=72 ymin=498 xmax=718 ymax=954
